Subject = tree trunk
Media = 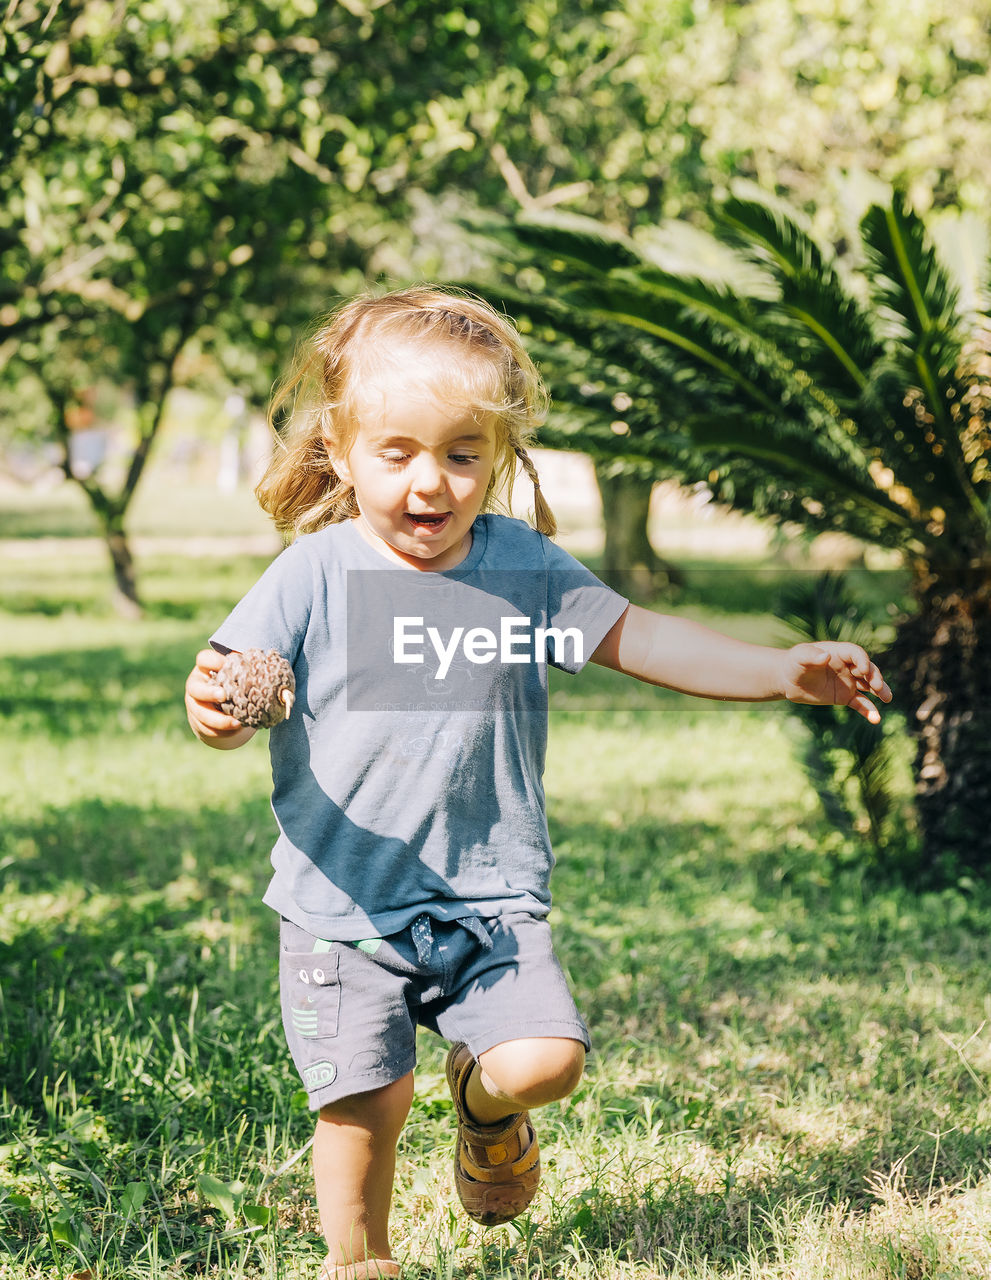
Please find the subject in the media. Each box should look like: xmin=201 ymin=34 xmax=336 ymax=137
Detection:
xmin=67 ymin=466 xmax=144 ymax=617
xmin=593 ymin=465 xmax=682 ymax=601
xmin=892 ymin=565 xmax=991 ymax=877
xmin=43 ymin=310 xmax=193 ymax=616
xmin=104 ymin=521 xmax=142 ymax=618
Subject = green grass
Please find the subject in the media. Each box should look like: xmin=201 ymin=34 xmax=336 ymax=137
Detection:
xmin=2 ymin=544 xmax=990 ymax=1279
xmin=0 ymin=477 xmax=273 ymax=541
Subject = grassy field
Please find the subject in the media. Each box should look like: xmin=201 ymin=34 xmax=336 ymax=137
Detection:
xmin=2 ymin=535 xmax=991 ymax=1280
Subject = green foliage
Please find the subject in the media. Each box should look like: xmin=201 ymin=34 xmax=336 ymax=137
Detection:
xmin=3 ymin=0 xmax=386 ymax=382
xmin=473 ymin=192 xmax=991 ymax=871
xmin=0 ymin=0 xmax=694 ymax=385
xmin=777 ymin=572 xmax=917 ymax=866
xmin=635 ymin=0 xmax=991 ymax=232
xmin=482 ymin=194 xmax=990 ymax=563
xmin=7 ymin=0 xmax=991 ymax=610
xmin=0 ymin=0 xmax=701 ymax=606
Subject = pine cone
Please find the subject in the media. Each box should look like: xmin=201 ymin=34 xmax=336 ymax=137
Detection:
xmin=217 ymin=649 xmax=296 ymax=729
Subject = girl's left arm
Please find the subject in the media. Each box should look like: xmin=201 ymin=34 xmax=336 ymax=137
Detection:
xmin=590 ymin=604 xmax=892 ymax=724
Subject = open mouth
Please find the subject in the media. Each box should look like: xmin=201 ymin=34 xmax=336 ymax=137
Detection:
xmin=406 ymin=512 xmax=451 ymax=532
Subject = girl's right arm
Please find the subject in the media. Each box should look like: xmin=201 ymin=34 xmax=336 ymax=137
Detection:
xmin=184 ymin=648 xmax=258 ymax=750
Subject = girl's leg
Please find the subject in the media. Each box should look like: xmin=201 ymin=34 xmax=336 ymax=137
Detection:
xmin=446 ymin=1037 xmax=585 ymax=1225
xmin=463 ymin=1036 xmax=585 ymax=1123
xmin=313 ymin=1072 xmax=414 ymax=1276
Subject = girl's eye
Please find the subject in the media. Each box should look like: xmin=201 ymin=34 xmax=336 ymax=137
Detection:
xmin=449 ymin=454 xmax=479 ymax=465
xmin=381 ymin=453 xmax=408 ymax=465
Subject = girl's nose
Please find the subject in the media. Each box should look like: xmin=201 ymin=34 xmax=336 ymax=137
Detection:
xmin=410 ymin=455 xmax=446 ymax=496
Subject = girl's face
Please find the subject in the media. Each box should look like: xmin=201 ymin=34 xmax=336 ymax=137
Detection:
xmin=330 ymin=365 xmax=500 ymax=572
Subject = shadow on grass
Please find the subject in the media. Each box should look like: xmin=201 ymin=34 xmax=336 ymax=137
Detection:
xmin=0 ymin=639 xmax=212 ymax=738
xmin=4 ymin=783 xmax=991 ymax=1276
xmin=1 ymin=550 xmax=274 ymax=620
xmin=0 ymin=795 xmax=278 ymax=1119
xmin=5 ymin=778 xmax=990 ymax=1153
xmin=680 ymin=563 xmax=910 ymax=625
xmin=532 ymin=1123 xmax=988 ymax=1272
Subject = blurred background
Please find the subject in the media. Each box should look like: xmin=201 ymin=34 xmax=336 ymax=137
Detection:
xmin=4 ymin=0 xmax=990 ymax=589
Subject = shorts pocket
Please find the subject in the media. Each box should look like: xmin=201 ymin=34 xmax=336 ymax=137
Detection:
xmin=281 ymin=949 xmax=341 ymax=1041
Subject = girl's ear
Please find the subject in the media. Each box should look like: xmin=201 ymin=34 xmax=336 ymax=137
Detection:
xmin=326 ymin=439 xmax=351 ymax=483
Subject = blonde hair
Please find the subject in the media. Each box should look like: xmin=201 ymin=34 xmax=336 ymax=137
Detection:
xmin=256 ymin=286 xmax=557 ymax=540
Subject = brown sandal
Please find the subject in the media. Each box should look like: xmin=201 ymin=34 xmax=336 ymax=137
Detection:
xmin=445 ymin=1042 xmax=541 ymax=1226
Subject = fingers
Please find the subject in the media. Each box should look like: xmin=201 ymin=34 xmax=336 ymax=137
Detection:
xmin=826 ymin=643 xmax=892 ymax=705
xmin=186 ymin=666 xmax=224 ymax=705
xmin=185 ymin=668 xmax=225 ymax=712
xmin=791 ymin=641 xmax=892 ymax=718
xmin=185 ymin=649 xmax=244 ymax=735
xmin=846 ymin=691 xmax=883 ymax=725
xmin=188 ymin=698 xmax=244 ymax=735
xmin=193 ymin=647 xmax=226 ymax=684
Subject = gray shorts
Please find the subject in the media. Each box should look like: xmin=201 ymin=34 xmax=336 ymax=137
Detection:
xmin=279 ymin=911 xmax=590 ymax=1110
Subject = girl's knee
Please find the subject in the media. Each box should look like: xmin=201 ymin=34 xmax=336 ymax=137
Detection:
xmin=318 ymin=1072 xmax=414 ymax=1138
xmin=478 ymin=1037 xmax=585 ymax=1108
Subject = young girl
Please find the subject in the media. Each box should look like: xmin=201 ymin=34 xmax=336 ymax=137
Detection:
xmin=184 ymin=287 xmax=891 ymax=1279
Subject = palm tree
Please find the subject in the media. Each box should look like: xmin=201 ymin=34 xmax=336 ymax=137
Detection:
xmin=474 ymin=196 xmax=991 ymax=874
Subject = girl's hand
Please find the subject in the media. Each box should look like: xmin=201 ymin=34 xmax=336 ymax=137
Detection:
xmin=184 ymin=649 xmax=257 ymax=749
xmin=780 ymin=642 xmax=892 ymax=724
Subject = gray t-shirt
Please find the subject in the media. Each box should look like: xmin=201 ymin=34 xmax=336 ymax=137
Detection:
xmin=211 ymin=514 xmax=628 ymax=940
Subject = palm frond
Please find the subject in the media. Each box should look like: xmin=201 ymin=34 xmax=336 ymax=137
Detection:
xmin=860 ymin=197 xmax=962 ymax=344
xmin=540 ymin=398 xmax=696 ymax=465
xmin=861 ymin=197 xmax=989 ymax=539
xmin=552 ymin=277 xmax=796 ymax=417
xmin=458 ymin=209 xmax=633 ymax=273
xmin=561 ymin=264 xmax=877 ymax=441
xmin=701 ymin=457 xmax=913 ymax=550
xmin=460 ymin=192 xmax=991 ymax=562
xmin=861 ymin=361 xmax=977 ymax=523
xmin=718 ymin=196 xmax=826 ymax=278
xmin=506 ymin=213 xmax=642 ymax=274
xmin=457 ymin=278 xmax=601 ymax=347
xmin=685 ymin=413 xmax=915 ymax=536
xmin=469 ymin=270 xmax=904 ymax=530
xmin=621 ymin=263 xmax=769 ymax=343
xmin=461 ymin=278 xmax=736 ymax=421
xmin=719 ymin=197 xmax=881 ymax=407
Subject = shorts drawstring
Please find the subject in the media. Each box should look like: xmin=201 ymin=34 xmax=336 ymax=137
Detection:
xmin=455 ymin=915 xmax=494 ymax=952
xmin=411 ymin=914 xmax=434 ymax=965
xmin=411 ymin=913 xmax=494 ymax=964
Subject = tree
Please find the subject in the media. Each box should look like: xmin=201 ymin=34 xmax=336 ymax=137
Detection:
xmin=591 ymin=460 xmax=683 ymax=598
xmin=0 ymin=0 xmax=698 ymax=609
xmin=8 ymin=0 xmax=991 ymax=611
xmin=428 ymin=0 xmax=991 ymax=600
xmin=478 ymin=196 xmax=991 ymax=874
xmin=0 ymin=2 xmax=352 ymax=606
xmin=0 ymin=0 xmax=542 ymax=605
xmin=523 ymin=0 xmax=991 ymax=577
